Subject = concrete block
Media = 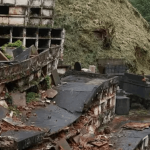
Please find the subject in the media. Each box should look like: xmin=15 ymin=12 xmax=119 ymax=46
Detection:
xmin=9 ymin=7 xmax=26 ymax=15
xmin=30 ymin=45 xmax=38 ymax=55
xmin=3 ymin=0 xmax=15 ymax=5
xmin=46 ymin=89 xmax=58 ymax=99
xmin=30 ymin=0 xmax=41 ymax=6
xmin=41 ymin=19 xmax=52 ymax=26
xmin=43 ymin=0 xmax=55 ymax=7
xmin=16 ymin=0 xmax=28 ymax=5
xmin=115 ymin=96 xmax=130 ymax=115
xmin=42 ymin=9 xmax=53 ymax=17
xmin=0 ymin=17 xmax=9 ymax=25
xmin=89 ymin=65 xmax=96 ymax=73
xmin=30 ymin=18 xmax=40 ymax=25
xmin=9 ymin=17 xmax=25 ymax=25
xmin=11 ymin=91 xmax=26 ymax=107
xmin=5 ymin=48 xmax=14 ymax=58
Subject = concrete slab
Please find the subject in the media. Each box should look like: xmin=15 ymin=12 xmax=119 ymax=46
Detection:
xmin=111 ymin=127 xmax=150 ymax=150
xmin=1 ymin=130 xmax=44 ymax=150
xmin=0 ymin=106 xmax=8 ymax=121
xmin=26 ymin=104 xmax=80 ymax=134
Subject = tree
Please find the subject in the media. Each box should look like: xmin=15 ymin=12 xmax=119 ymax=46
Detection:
xmin=129 ymin=0 xmax=150 ymax=22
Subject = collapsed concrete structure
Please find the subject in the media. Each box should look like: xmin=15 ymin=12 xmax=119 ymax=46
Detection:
xmin=0 ymin=1 xmax=149 ymax=150
xmin=0 ymin=0 xmax=65 ymax=93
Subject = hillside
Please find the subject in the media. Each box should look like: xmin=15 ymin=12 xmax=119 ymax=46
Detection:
xmin=54 ymin=0 xmax=150 ymax=74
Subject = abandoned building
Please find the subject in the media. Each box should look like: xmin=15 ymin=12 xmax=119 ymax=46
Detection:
xmin=0 ymin=0 xmax=149 ymax=150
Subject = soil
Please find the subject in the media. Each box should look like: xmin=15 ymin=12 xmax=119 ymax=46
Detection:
xmin=54 ymin=0 xmax=150 ymax=74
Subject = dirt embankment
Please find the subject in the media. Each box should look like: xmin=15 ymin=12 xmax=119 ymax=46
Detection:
xmin=54 ymin=0 xmax=150 ymax=74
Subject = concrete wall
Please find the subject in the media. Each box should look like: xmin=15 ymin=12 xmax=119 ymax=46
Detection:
xmin=0 ymin=26 xmax=64 ymax=49
xmin=0 ymin=0 xmax=55 ymax=26
xmin=86 ymin=84 xmax=117 ymax=134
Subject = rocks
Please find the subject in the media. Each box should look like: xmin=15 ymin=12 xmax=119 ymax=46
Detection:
xmin=104 ymin=126 xmax=111 ymax=134
xmin=46 ymin=89 xmax=58 ymax=99
xmin=10 ymin=92 xmax=26 ymax=107
xmin=0 ymin=100 xmax=8 ymax=109
xmin=0 ymin=136 xmax=17 ymax=150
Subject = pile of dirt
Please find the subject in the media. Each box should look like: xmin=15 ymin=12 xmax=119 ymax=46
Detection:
xmin=54 ymin=0 xmax=150 ymax=74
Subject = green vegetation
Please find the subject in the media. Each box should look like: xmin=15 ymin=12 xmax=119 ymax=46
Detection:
xmin=54 ymin=0 xmax=150 ymax=74
xmin=8 ymin=105 xmax=20 ymax=116
xmin=5 ymin=54 xmax=13 ymax=60
xmin=129 ymin=0 xmax=150 ymax=22
xmin=45 ymin=75 xmax=51 ymax=89
xmin=26 ymin=92 xmax=39 ymax=103
xmin=1 ymin=40 xmax=23 ymax=60
xmin=5 ymin=92 xmax=12 ymax=104
xmin=1 ymin=40 xmax=23 ymax=51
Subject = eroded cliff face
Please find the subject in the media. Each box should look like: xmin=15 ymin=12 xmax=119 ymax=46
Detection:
xmin=55 ymin=0 xmax=150 ymax=74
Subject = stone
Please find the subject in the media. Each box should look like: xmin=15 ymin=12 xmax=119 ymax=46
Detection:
xmin=30 ymin=45 xmax=38 ymax=55
xmin=11 ymin=91 xmax=26 ymax=107
xmin=104 ymin=126 xmax=111 ymax=134
xmin=56 ymin=138 xmax=72 ymax=150
xmin=0 ymin=100 xmax=8 ymax=109
xmin=14 ymin=48 xmax=31 ymax=62
xmin=51 ymin=70 xmax=61 ymax=86
xmin=46 ymin=89 xmax=58 ymax=99
xmin=46 ymin=100 xmax=51 ymax=104
xmin=89 ymin=65 xmax=96 ymax=73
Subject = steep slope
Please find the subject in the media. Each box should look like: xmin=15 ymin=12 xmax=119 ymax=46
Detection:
xmin=54 ymin=0 xmax=150 ymax=74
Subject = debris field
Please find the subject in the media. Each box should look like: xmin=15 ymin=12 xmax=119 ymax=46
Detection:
xmin=0 ymin=0 xmax=150 ymax=150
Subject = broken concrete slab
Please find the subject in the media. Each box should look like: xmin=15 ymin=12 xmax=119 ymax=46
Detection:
xmin=2 ymin=117 xmax=23 ymax=126
xmin=1 ymin=130 xmax=44 ymax=150
xmin=46 ymin=88 xmax=58 ymax=99
xmin=26 ymin=104 xmax=80 ymax=134
xmin=56 ymin=138 xmax=72 ymax=150
xmin=0 ymin=51 xmax=9 ymax=61
xmin=11 ymin=91 xmax=26 ymax=107
xmin=0 ymin=136 xmax=17 ymax=150
xmin=110 ymin=128 xmax=150 ymax=150
xmin=12 ymin=46 xmax=23 ymax=58
xmin=14 ymin=48 xmax=31 ymax=62
xmin=30 ymin=45 xmax=38 ymax=56
xmin=52 ymin=69 xmax=61 ymax=86
xmin=0 ymin=100 xmax=8 ymax=109
xmin=0 ymin=106 xmax=8 ymax=121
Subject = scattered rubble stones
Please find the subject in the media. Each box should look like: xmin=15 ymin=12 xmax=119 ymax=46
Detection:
xmin=11 ymin=91 xmax=26 ymax=107
xmin=0 ymin=136 xmax=17 ymax=150
xmin=46 ymin=89 xmax=58 ymax=99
